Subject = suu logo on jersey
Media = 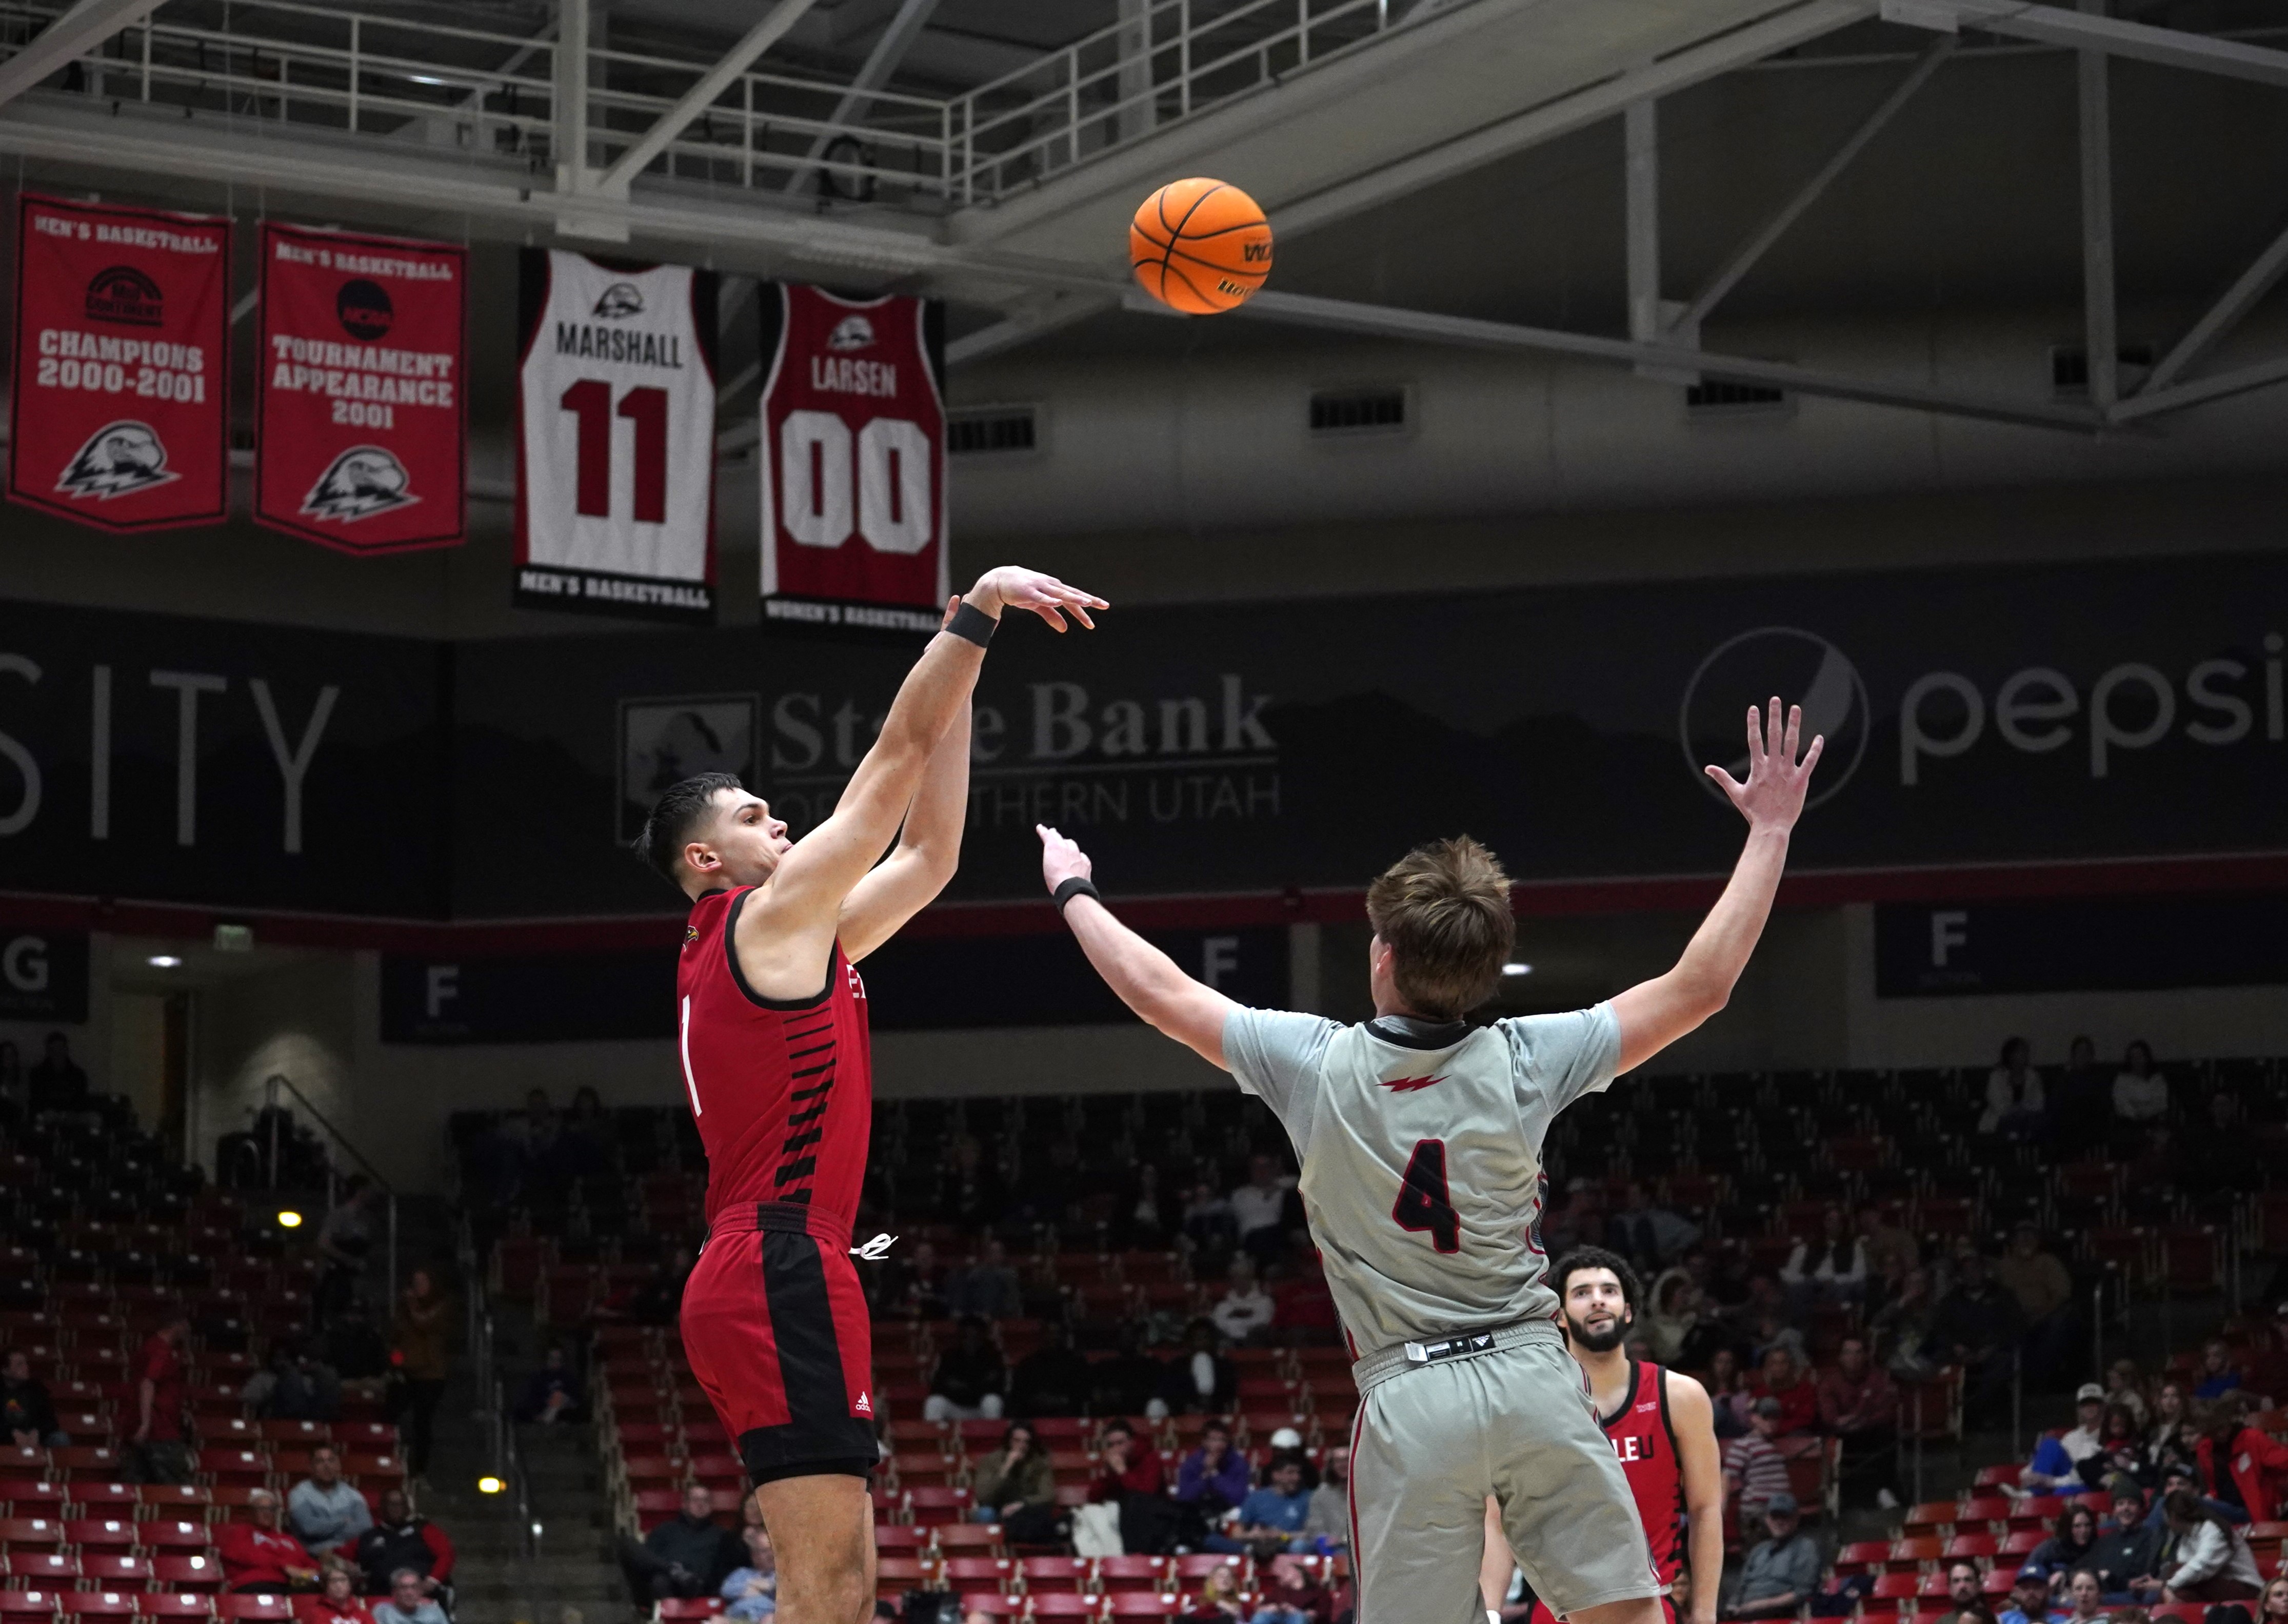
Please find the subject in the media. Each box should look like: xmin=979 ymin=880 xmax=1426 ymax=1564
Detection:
xmin=84 ymin=265 xmax=163 ymax=327
xmin=57 ymin=420 xmax=177 ymax=500
xmin=593 ymin=283 xmax=644 ymax=319
xmin=826 ymin=314 xmax=874 ymax=351
xmin=301 ymin=445 xmax=416 ymax=522
xmin=336 ymin=279 xmax=393 ymax=342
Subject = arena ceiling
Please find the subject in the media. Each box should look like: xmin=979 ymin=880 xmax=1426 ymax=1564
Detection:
xmin=0 ymin=0 xmax=2282 ymax=433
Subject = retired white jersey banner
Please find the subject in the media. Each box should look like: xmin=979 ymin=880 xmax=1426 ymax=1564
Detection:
xmin=514 ymin=249 xmax=718 ymax=623
xmin=759 ymin=285 xmax=947 ymax=635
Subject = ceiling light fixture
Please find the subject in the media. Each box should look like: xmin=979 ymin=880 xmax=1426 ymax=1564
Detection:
xmin=148 ymin=954 xmax=182 ymax=968
xmin=1502 ymin=962 xmax=1533 ymax=976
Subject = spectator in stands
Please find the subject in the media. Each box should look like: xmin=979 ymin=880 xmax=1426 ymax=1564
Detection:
xmin=1933 ymin=1252 xmax=2025 ymax=1424
xmin=1206 ymin=1453 xmax=1314 ymax=1558
xmin=1007 ymin=1320 xmax=1093 ymax=1418
xmin=354 ymin=1490 xmax=453 ymax=1608
xmin=2079 ymin=1408 xmax=2153 ymax=1494
xmin=1182 ymin=1180 xmax=1240 ymax=1267
xmin=1270 ymin=1256 xmax=1340 ymax=1345
xmin=883 ymin=1239 xmax=950 ymax=1320
xmin=27 ymin=1031 xmax=89 ymax=1114
xmin=2088 ymin=1478 xmax=2164 ymax=1604
xmin=1818 ymin=1333 xmax=1899 ymax=1509
xmin=288 ymin=1444 xmax=374 ymax=1558
xmin=1782 ymin=1208 xmax=1866 ymax=1309
xmin=1250 ymin=1552 xmax=1334 ymax=1624
xmin=266 ymin=1344 xmax=345 ymax=1424
xmin=1154 ymin=1318 xmax=1238 ymax=1418
xmin=1725 ymin=1494 xmax=1819 ymax=1619
xmin=1088 ymin=1419 xmax=1172 ymax=1556
xmin=2146 ymin=1381 xmax=2193 ymax=1474
xmin=392 ymin=1267 xmax=450 ymax=1483
xmin=1858 ymin=1209 xmax=1921 ymax=1306
xmin=1182 ymin=1566 xmax=1247 ymax=1622
xmin=1722 ymin=1396 xmax=1792 ymax=1525
xmin=2001 ymin=1573 xmax=2065 ymax=1624
xmin=2159 ymin=1490 xmax=2263 ymax=1603
xmin=1983 ymin=1037 xmax=2046 ymax=1138
xmin=2026 ymin=1389 xmax=2112 ymax=1493
xmin=2197 ymin=1395 xmax=2288 ymax=1522
xmin=129 ymin=1306 xmax=193 ymax=1484
xmin=1303 ymin=1444 xmax=1350 ymax=1554
xmin=949 ymin=1239 xmax=1023 ymax=1321
xmin=2058 ymin=1570 xmax=2107 ymax=1624
xmin=2194 ymin=1340 xmax=2245 ymax=1401
xmin=2103 ymin=1360 xmax=2151 ymax=1428
xmin=1607 ymin=1181 xmax=1701 ymax=1272
xmin=1229 ymin=1154 xmax=1298 ymax=1269
xmin=3 ymin=1345 xmax=65 ymax=1446
xmin=2051 ymin=1036 xmax=2111 ymax=1154
xmin=1210 ymin=1255 xmax=1276 ymax=1345
xmin=618 ymin=1482 xmax=743 ymax=1606
xmin=2112 ymin=1043 xmax=2168 ymax=1130
xmin=221 ymin=1489 xmax=323 ymax=1593
xmin=1705 ymin=1347 xmax=1751 ymax=1439
xmin=1176 ymin=1421 xmax=1251 ymax=1521
xmin=1933 ymin=1562 xmax=1987 ymax=1624
xmin=369 ymin=1568 xmax=449 ymax=1624
xmin=1751 ymin=1348 xmax=1819 ymax=1437
xmin=512 ymin=1345 xmax=587 ymax=1424
xmin=969 ymin=1422 xmax=1057 ymax=1541
xmin=316 ymin=1179 xmax=384 ymax=1324
xmin=1118 ymin=1162 xmax=1168 ymax=1250
xmin=1092 ymin=1322 xmax=1168 ymax=1420
xmin=923 ymin=1315 xmax=1007 ymax=1422
xmin=1642 ymin=1270 xmax=1701 ymax=1366
xmin=2020 ymin=1507 xmax=2100 ymax=1592
xmin=307 ymin=1558 xmax=374 ymax=1624
xmin=718 ymin=1525 xmax=777 ymax=1621
xmin=2262 ymin=1577 xmax=2288 ymax=1624
xmin=1995 ymin=1224 xmax=2078 ymax=1386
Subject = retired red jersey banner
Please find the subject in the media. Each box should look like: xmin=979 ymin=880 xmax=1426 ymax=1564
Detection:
xmin=9 ymin=193 xmax=229 ymax=532
xmin=255 ymin=221 xmax=467 ymax=553
xmin=759 ymin=285 xmax=947 ymax=635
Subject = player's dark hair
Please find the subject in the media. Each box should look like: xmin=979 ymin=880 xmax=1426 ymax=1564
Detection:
xmin=633 ymin=771 xmax=745 ymax=883
xmin=1550 ymin=1245 xmax=1642 ymax=1319
xmin=1364 ymin=836 xmax=1515 ymax=1019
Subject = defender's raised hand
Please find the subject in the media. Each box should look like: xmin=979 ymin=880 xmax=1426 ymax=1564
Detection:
xmin=966 ymin=567 xmax=1107 ymax=632
xmin=1037 ymin=823 xmax=1093 ymax=892
xmin=1704 ymin=696 xmax=1823 ymax=833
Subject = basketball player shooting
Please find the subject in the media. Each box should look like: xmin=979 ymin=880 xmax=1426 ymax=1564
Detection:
xmin=1480 ymin=1248 xmax=1721 ymax=1624
xmin=637 ymin=564 xmax=1106 ymax=1624
xmin=1035 ymin=698 xmax=1820 ymax=1624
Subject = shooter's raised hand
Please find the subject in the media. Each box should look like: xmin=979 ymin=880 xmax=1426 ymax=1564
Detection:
xmin=964 ymin=567 xmax=1107 ymax=632
xmin=1704 ymin=696 xmax=1823 ymax=833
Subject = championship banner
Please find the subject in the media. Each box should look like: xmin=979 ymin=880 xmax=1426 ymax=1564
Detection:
xmin=514 ymin=249 xmax=718 ymax=623
xmin=759 ymin=285 xmax=948 ymax=634
xmin=254 ymin=221 xmax=466 ymax=554
xmin=8 ymin=193 xmax=228 ymax=532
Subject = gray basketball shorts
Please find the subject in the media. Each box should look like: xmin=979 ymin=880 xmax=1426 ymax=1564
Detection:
xmin=1348 ymin=1325 xmax=1660 ymax=1624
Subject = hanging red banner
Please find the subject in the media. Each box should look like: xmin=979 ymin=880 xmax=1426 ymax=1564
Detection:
xmin=8 ymin=192 xmax=229 ymax=532
xmin=255 ymin=221 xmax=467 ymax=553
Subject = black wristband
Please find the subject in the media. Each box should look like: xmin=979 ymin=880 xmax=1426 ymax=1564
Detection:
xmin=946 ymin=601 xmax=998 ymax=648
xmin=1052 ymin=876 xmax=1102 ymax=914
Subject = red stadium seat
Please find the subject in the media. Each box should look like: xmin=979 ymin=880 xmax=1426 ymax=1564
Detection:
xmin=142 ymin=1599 xmax=216 ymax=1622
xmin=1104 ymin=1598 xmax=1182 ymax=1621
xmin=1098 ymin=1556 xmax=1169 ymax=1593
xmin=904 ymin=1487 xmax=972 ymax=1527
xmin=1029 ymin=1598 xmax=1104 ymax=1619
xmin=941 ymin=1557 xmax=1013 ymax=1593
xmin=56 ymin=1596 xmax=137 ymax=1621
xmin=1870 ymin=1574 xmax=1923 ymax=1603
xmin=63 ymin=1519 xmax=139 ymax=1554
xmin=1945 ymin=1534 xmax=1998 ymax=1560
xmin=197 ymin=1452 xmax=271 ymax=1490
xmin=1020 ymin=1556 xmax=1092 ymax=1593
xmin=215 ymin=1598 xmax=294 ymax=1623
xmin=934 ymin=1524 xmax=1004 ymax=1556
xmin=69 ymin=1483 xmax=140 ymax=1512
xmin=142 ymin=1520 xmax=217 ymax=1553
xmin=1170 ymin=1555 xmax=1247 ymax=1585
xmin=0 ymin=1517 xmax=67 ymax=1547
xmin=956 ymin=1600 xmax=1022 ymax=1621
xmin=1886 ymin=1539 xmax=1944 ymax=1573
xmin=80 ymin=1556 xmax=153 ymax=1588
xmin=154 ymin=1554 xmax=226 ymax=1590
xmin=872 ymin=1525 xmax=930 ymax=1556
xmin=2 ymin=1554 xmax=78 ymax=1584
xmin=0 ymin=1592 xmax=61 ymax=1621
xmin=874 ymin=1556 xmax=933 ymax=1602
xmin=1900 ymin=1501 xmax=1959 ymax=1536
xmin=0 ymin=1480 xmax=68 ymax=1515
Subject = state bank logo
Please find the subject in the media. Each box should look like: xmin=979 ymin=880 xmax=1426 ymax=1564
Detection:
xmin=1679 ymin=627 xmax=1868 ymax=808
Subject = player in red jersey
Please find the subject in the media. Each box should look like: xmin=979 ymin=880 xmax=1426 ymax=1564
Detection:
xmin=1482 ymin=1247 xmax=1721 ymax=1624
xmin=634 ymin=564 xmax=1105 ymax=1624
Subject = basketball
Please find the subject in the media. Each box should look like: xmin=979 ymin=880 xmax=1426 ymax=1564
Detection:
xmin=1129 ymin=177 xmax=1274 ymax=315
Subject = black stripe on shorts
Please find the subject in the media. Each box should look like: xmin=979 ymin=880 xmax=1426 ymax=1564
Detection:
xmin=738 ymin=1230 xmax=876 ymax=1486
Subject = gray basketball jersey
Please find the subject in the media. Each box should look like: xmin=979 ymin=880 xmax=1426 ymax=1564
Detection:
xmin=1222 ymin=1005 xmax=1621 ymax=1357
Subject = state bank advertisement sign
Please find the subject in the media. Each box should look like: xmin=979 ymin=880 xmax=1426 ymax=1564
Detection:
xmin=452 ymin=552 xmax=2288 ymax=919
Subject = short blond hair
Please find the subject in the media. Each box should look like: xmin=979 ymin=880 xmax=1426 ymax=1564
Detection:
xmin=1364 ymin=836 xmax=1515 ymax=1019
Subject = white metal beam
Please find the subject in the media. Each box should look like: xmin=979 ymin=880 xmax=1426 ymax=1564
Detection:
xmin=780 ymin=0 xmax=944 ymax=196
xmin=2079 ymin=1 xmax=2117 ymax=410
xmin=597 ymin=0 xmax=824 ymax=194
xmin=1880 ymin=0 xmax=2288 ymax=89
xmin=2139 ymin=220 xmax=2288 ymax=397
xmin=553 ymin=0 xmax=589 ymax=192
xmin=0 ymin=0 xmax=166 ymax=109
xmin=2108 ymin=353 xmax=2288 ymax=423
xmin=1672 ymin=36 xmax=1952 ymax=335
xmin=946 ymin=292 xmax=1109 ymax=366
xmin=1227 ymin=287 xmax=2108 ymax=434
xmin=1624 ymin=98 xmax=1660 ymax=344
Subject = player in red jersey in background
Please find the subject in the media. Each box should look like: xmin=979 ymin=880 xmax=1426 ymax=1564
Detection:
xmin=634 ymin=564 xmax=1105 ymax=1624
xmin=1483 ymin=1247 xmax=1722 ymax=1624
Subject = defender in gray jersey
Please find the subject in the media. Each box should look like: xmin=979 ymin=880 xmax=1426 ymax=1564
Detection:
xmin=1035 ymin=699 xmax=1823 ymax=1624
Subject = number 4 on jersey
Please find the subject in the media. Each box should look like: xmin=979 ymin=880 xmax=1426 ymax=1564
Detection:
xmin=1392 ymin=1138 xmax=1460 ymax=1254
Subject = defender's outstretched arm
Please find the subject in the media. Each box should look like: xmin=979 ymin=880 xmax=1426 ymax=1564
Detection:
xmin=1038 ymin=823 xmax=1237 ymax=1069
xmin=1609 ymin=697 xmax=1822 ymax=1075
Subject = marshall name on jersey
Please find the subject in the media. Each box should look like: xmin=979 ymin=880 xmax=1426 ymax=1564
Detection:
xmin=514 ymin=248 xmax=718 ymax=623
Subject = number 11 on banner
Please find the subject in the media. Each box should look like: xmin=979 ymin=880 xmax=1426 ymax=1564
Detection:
xmin=560 ymin=380 xmax=668 ymax=524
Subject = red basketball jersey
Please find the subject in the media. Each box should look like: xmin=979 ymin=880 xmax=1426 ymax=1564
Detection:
xmin=677 ymin=886 xmax=873 ymax=1236
xmin=1605 ymin=1359 xmax=1688 ymax=1585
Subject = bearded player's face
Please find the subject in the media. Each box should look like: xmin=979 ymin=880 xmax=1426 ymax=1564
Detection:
xmin=698 ymin=788 xmax=793 ymax=884
xmin=1562 ymin=1268 xmax=1631 ymax=1353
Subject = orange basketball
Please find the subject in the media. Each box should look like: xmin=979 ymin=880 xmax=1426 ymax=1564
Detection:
xmin=1129 ymin=178 xmax=1273 ymax=315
